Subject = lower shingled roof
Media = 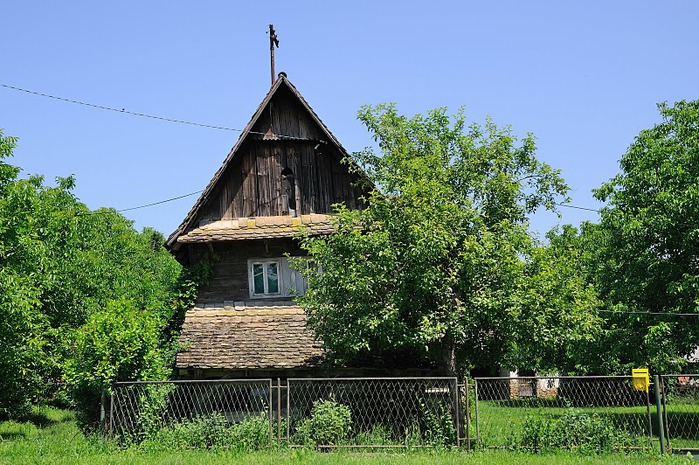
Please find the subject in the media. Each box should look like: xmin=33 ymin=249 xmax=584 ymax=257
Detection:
xmin=178 ymin=214 xmax=335 ymax=243
xmin=175 ymin=302 xmax=325 ymax=370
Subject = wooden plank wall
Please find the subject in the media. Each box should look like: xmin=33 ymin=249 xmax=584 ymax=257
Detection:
xmin=197 ymin=83 xmax=367 ymax=223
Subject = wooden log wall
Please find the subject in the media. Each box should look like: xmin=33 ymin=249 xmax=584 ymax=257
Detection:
xmin=193 ymin=239 xmax=304 ymax=303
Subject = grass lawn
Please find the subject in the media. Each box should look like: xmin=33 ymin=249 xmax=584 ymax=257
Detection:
xmin=475 ymin=398 xmax=699 ymax=451
xmin=475 ymin=400 xmax=654 ymax=448
xmin=0 ymin=406 xmax=693 ymax=464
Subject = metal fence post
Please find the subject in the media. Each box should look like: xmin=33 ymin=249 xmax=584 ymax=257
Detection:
xmin=463 ymin=377 xmax=471 ymax=450
xmin=268 ymin=379 xmax=273 ymax=447
xmin=108 ymin=385 xmax=114 ymax=435
xmin=654 ymin=375 xmax=666 ymax=455
xmin=474 ymin=378 xmax=480 ymax=448
xmin=286 ymin=379 xmax=291 ymax=443
xmin=100 ymin=388 xmax=106 ymax=433
xmin=277 ymin=378 xmax=282 ymax=443
xmin=644 ymin=385 xmax=653 ymax=447
xmin=453 ymin=377 xmax=461 ymax=447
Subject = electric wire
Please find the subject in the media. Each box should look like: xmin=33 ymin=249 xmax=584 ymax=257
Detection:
xmin=598 ymin=309 xmax=699 ymax=317
xmin=116 ymin=190 xmax=203 ymax=213
xmin=557 ymin=203 xmax=601 ymax=213
xmin=73 ymin=189 xmax=202 ymax=216
xmin=0 ymin=83 xmax=318 ymax=141
xmin=2 ymin=84 xmax=605 ymax=216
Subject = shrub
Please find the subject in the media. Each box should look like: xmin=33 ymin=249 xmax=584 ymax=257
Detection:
xmin=518 ymin=409 xmax=631 ymax=454
xmin=229 ymin=413 xmax=271 ymax=451
xmin=140 ymin=413 xmax=228 ymax=450
xmin=420 ymin=400 xmax=456 ymax=447
xmin=64 ymin=299 xmax=170 ymax=429
xmin=295 ymin=400 xmax=352 ymax=446
xmin=352 ymin=424 xmax=393 ymax=445
xmin=140 ymin=413 xmax=270 ymax=451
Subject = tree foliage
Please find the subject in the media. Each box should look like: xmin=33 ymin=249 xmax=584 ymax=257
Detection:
xmin=0 ymin=129 xmax=186 ymax=420
xmin=583 ymin=100 xmax=699 ymax=373
xmin=297 ymin=105 xmax=597 ymax=375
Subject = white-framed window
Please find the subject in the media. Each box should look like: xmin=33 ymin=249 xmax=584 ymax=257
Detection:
xmin=247 ymin=257 xmax=308 ymax=299
xmin=249 ymin=259 xmax=281 ymax=296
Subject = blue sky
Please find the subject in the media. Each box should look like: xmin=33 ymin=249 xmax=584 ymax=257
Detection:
xmin=2 ymin=1 xmax=697 ymax=239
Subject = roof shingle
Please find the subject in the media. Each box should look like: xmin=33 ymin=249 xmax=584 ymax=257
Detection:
xmin=175 ymin=303 xmax=325 ymax=370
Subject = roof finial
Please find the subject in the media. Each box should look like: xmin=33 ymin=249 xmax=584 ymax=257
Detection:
xmin=269 ymin=24 xmax=279 ymax=87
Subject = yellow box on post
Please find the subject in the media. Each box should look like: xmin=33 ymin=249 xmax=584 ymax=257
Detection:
xmin=632 ymin=368 xmax=650 ymax=392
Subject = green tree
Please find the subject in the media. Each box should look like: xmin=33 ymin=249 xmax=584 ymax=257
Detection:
xmin=296 ymin=105 xmax=594 ymax=376
xmin=514 ymin=225 xmax=601 ymax=373
xmin=64 ymin=299 xmax=171 ymax=426
xmin=0 ymin=130 xmax=54 ymax=416
xmin=586 ymin=100 xmax=699 ymax=373
xmin=0 ymin=129 xmax=184 ymax=418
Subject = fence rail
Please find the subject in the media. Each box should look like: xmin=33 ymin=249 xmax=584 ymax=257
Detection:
xmin=104 ymin=374 xmax=699 ymax=453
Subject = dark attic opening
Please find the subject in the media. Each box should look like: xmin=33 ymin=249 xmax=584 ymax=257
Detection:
xmin=281 ymin=166 xmax=296 ymax=215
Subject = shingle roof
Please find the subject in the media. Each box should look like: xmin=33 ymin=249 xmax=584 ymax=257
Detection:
xmin=175 ymin=302 xmax=325 ymax=370
xmin=177 ymin=214 xmax=334 ymax=243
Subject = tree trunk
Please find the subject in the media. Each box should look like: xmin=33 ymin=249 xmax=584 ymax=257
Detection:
xmin=439 ymin=336 xmax=457 ymax=378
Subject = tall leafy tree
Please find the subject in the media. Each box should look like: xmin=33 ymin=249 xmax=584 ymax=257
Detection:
xmin=297 ymin=105 xmax=595 ymax=376
xmin=0 ymin=129 xmax=184 ymax=419
xmin=0 ymin=130 xmax=49 ymax=417
xmin=514 ymin=225 xmax=601 ymax=374
xmin=586 ymin=100 xmax=699 ymax=373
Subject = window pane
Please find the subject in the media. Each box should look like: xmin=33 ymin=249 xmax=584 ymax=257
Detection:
xmin=253 ymin=264 xmax=265 ymax=294
xmin=267 ymin=262 xmax=279 ymax=293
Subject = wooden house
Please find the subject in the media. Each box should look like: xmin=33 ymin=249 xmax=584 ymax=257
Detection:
xmin=166 ymin=73 xmax=369 ymax=379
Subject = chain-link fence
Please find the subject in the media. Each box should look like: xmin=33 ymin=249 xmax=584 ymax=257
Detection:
xmin=661 ymin=375 xmax=699 ymax=451
xmin=108 ymin=377 xmax=460 ymax=448
xmin=472 ymin=376 xmax=654 ymax=451
xmin=286 ymin=377 xmax=460 ymax=447
xmin=109 ymin=379 xmax=272 ymax=443
xmin=105 ymin=375 xmax=699 ymax=453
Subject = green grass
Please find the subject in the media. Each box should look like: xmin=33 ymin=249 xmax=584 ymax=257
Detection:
xmin=474 ymin=398 xmax=699 ymax=451
xmin=475 ymin=400 xmax=653 ymax=448
xmin=0 ymin=406 xmax=693 ymax=464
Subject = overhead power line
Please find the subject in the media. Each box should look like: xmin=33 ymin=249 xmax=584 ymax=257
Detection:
xmin=2 ymin=83 xmax=608 ymax=218
xmin=598 ymin=309 xmax=699 ymax=317
xmin=0 ymin=83 xmax=316 ymax=141
xmin=74 ymin=189 xmax=203 ymax=217
xmin=116 ymin=190 xmax=203 ymax=213
xmin=557 ymin=203 xmax=601 ymax=213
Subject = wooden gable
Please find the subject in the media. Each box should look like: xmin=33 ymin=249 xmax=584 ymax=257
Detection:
xmin=166 ymin=74 xmax=368 ymax=253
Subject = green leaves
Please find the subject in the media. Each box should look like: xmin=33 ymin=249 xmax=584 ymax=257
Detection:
xmin=297 ymin=105 xmax=577 ymax=376
xmin=64 ymin=299 xmax=168 ymax=390
xmin=585 ymin=100 xmax=699 ymax=373
xmin=0 ymin=129 xmax=183 ymax=421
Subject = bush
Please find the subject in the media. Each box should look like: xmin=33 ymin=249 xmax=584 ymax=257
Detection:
xmin=140 ymin=413 xmax=270 ymax=451
xmin=64 ymin=299 xmax=171 ymax=429
xmin=295 ymin=400 xmax=352 ymax=446
xmin=420 ymin=400 xmax=456 ymax=447
xmin=229 ymin=413 xmax=271 ymax=451
xmin=352 ymin=424 xmax=393 ymax=445
xmin=518 ymin=409 xmax=631 ymax=454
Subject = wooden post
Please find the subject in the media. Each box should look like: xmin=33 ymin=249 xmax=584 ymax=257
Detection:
xmin=269 ymin=24 xmax=279 ymax=86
